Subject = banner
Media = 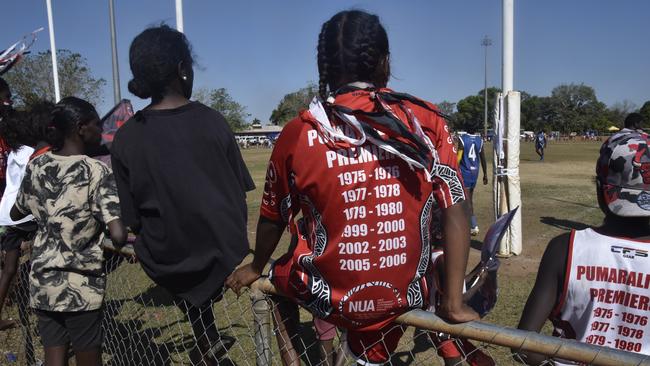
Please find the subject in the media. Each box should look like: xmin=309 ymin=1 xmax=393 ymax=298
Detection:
xmin=90 ymin=99 xmax=133 ymax=165
xmin=101 ymin=99 xmax=134 ymax=146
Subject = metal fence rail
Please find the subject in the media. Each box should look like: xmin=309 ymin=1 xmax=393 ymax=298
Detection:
xmin=251 ymin=278 xmax=650 ymax=366
xmin=2 ymin=243 xmax=649 ymax=365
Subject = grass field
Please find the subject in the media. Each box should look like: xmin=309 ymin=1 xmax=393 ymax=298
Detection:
xmin=0 ymin=140 xmax=606 ymax=365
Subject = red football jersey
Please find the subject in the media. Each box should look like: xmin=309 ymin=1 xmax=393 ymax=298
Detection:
xmin=262 ymin=89 xmax=464 ymax=330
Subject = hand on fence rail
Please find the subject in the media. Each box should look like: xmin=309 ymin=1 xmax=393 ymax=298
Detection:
xmin=226 ymin=263 xmax=263 ymax=297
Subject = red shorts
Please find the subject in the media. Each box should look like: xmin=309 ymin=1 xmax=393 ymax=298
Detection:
xmin=428 ymin=334 xmax=495 ymax=366
xmin=272 ymin=253 xmax=408 ymax=364
xmin=343 ymin=323 xmax=405 ymax=365
xmin=313 ymin=317 xmax=337 ymax=341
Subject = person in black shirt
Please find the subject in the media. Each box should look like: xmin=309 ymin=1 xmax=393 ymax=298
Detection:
xmin=111 ymin=25 xmax=255 ymax=365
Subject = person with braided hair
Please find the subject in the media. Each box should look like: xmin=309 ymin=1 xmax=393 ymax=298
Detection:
xmin=227 ymin=9 xmax=477 ymax=364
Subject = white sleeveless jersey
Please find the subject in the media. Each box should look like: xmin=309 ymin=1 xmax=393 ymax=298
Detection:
xmin=551 ymin=228 xmax=650 ymax=364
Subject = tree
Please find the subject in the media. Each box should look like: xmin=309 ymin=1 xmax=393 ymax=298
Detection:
xmin=194 ymin=88 xmax=250 ymax=131
xmin=521 ymin=95 xmax=553 ymax=131
xmin=455 ymin=95 xmax=483 ymax=131
xmin=477 ymin=87 xmax=502 ymax=120
xmin=548 ymin=83 xmax=609 ymax=132
xmin=436 ymin=101 xmax=456 ymax=117
xmin=435 ymin=101 xmax=457 ymax=130
xmin=455 ymin=87 xmax=501 ymax=132
xmin=270 ymin=83 xmax=318 ymax=126
xmin=4 ymin=49 xmax=105 ymax=107
xmin=607 ymin=100 xmax=637 ymax=128
xmin=477 ymin=87 xmax=502 ymax=129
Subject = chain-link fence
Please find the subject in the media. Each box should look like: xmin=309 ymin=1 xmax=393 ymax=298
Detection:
xmin=1 ymin=244 xmax=648 ymax=366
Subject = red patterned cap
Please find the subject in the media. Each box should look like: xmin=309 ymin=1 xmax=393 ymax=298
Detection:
xmin=597 ymin=131 xmax=650 ymax=217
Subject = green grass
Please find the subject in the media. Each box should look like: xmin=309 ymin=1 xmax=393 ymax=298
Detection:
xmin=0 ymin=141 xmax=608 ymax=365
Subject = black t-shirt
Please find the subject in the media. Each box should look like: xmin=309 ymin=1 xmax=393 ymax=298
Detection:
xmin=111 ymin=102 xmax=255 ymax=306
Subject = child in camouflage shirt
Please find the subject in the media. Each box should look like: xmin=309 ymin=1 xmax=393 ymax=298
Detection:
xmin=0 ymin=102 xmax=53 ymax=332
xmin=11 ymin=97 xmax=126 ymax=366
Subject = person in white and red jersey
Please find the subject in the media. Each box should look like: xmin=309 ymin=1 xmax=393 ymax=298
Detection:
xmin=227 ymin=9 xmax=477 ymax=364
xmin=516 ymin=131 xmax=650 ymax=364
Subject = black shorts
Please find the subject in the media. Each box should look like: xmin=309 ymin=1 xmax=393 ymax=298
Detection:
xmin=36 ymin=309 xmax=103 ymax=351
xmin=1 ymin=222 xmax=37 ymax=252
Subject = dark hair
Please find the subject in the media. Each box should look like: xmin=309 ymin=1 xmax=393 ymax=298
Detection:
xmin=0 ymin=77 xmax=8 ymax=93
xmin=465 ymin=121 xmax=479 ymax=134
xmin=0 ymin=77 xmax=11 ymax=119
xmin=317 ymin=10 xmax=390 ymax=100
xmin=128 ymin=25 xmax=194 ymax=99
xmin=624 ymin=112 xmax=644 ymax=129
xmin=49 ymin=97 xmax=99 ymax=149
xmin=0 ymin=101 xmax=54 ymax=151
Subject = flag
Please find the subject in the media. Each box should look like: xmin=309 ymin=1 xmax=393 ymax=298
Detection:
xmin=466 ymin=207 xmax=518 ymax=317
xmin=0 ymin=28 xmax=43 ymax=75
xmin=90 ymin=99 xmax=133 ymax=165
xmin=101 ymin=99 xmax=133 ymax=146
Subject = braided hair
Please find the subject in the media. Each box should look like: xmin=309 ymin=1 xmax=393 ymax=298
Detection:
xmin=317 ymin=10 xmax=390 ymax=100
xmin=49 ymin=97 xmax=99 ymax=150
xmin=312 ymin=11 xmax=447 ymax=173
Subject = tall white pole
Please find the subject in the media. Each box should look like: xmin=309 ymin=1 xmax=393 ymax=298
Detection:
xmin=499 ymin=0 xmax=523 ymax=256
xmin=175 ymin=0 xmax=184 ymax=33
xmin=109 ymin=0 xmax=121 ymax=104
xmin=502 ymin=0 xmax=514 ymax=94
xmin=45 ymin=0 xmax=61 ymax=102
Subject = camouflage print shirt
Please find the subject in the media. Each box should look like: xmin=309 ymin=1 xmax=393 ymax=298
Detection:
xmin=15 ymin=152 xmax=121 ymax=312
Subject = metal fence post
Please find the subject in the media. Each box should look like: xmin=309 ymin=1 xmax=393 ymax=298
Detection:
xmin=250 ymin=284 xmax=272 ymax=366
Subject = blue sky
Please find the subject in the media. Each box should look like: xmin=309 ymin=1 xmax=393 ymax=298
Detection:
xmin=2 ymin=1 xmax=649 ymax=122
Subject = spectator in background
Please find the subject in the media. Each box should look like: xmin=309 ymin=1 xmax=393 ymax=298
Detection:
xmin=227 ymin=9 xmax=477 ymax=365
xmin=516 ymin=131 xmax=650 ymax=364
xmin=111 ymin=25 xmax=255 ymax=365
xmin=0 ymin=102 xmax=53 ymax=331
xmin=11 ymin=97 xmax=126 ymax=366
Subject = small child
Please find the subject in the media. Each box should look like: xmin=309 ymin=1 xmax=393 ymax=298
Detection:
xmin=0 ymin=102 xmax=53 ymax=331
xmin=10 ymin=97 xmax=126 ymax=366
